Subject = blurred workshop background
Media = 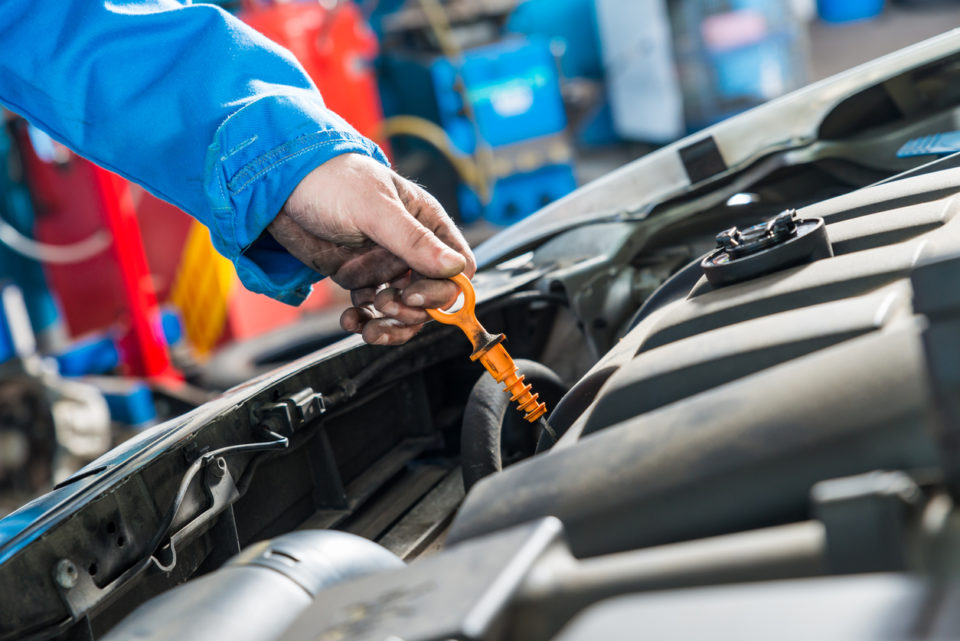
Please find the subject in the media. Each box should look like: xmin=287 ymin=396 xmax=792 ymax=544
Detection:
xmin=1 ymin=0 xmax=959 ymax=513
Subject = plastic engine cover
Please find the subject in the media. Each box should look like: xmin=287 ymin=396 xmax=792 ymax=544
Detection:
xmin=446 ymin=164 xmax=960 ymax=557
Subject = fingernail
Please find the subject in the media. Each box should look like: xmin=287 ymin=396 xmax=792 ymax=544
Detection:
xmin=406 ymin=293 xmax=424 ymax=307
xmin=375 ymin=335 xmax=389 ymax=345
xmin=439 ymin=253 xmax=465 ymax=275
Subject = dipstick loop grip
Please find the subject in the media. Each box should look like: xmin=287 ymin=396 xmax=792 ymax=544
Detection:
xmin=427 ymin=273 xmax=547 ymax=423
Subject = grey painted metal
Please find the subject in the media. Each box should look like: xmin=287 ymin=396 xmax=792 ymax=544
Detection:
xmin=509 ymin=521 xmax=826 ymax=641
xmin=280 ymin=518 xmax=828 ymax=641
xmin=281 ymin=518 xmax=565 ymax=641
xmin=551 ymin=575 xmax=938 ymax=641
xmin=102 ymin=530 xmax=403 ymax=641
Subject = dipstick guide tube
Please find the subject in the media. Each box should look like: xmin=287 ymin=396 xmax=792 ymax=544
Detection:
xmin=427 ymin=273 xmax=547 ymax=422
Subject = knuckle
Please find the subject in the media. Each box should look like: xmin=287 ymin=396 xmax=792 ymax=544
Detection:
xmin=406 ymin=224 xmax=435 ymax=251
xmin=351 ymin=287 xmax=376 ymax=307
xmin=373 ymin=288 xmax=399 ymax=311
xmin=339 ymin=309 xmax=362 ymax=333
xmin=361 ymin=325 xmax=384 ymax=345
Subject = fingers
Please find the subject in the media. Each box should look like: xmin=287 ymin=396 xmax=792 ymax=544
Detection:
xmin=340 ymin=306 xmax=374 ymax=334
xmin=353 ymin=172 xmax=474 ymax=280
xmin=275 ymin=154 xmax=480 ymax=347
xmin=333 ymin=246 xmax=409 ymax=290
xmin=373 ymin=288 xmax=429 ymax=324
xmin=389 ymin=176 xmax=477 ymax=278
xmin=341 ymin=276 xmax=461 ymax=345
xmin=400 ymin=277 xmax=460 ymax=309
xmin=340 ymin=306 xmax=424 ymax=345
xmin=270 ymin=213 xmax=410 ymax=289
xmin=390 ymin=271 xmax=413 ymax=289
xmin=370 ymin=277 xmax=457 ymax=322
xmin=362 ymin=318 xmax=425 ymax=345
xmin=357 ymin=205 xmax=466 ymax=280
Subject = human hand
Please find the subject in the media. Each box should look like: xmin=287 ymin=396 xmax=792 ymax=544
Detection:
xmin=268 ymin=153 xmax=476 ymax=345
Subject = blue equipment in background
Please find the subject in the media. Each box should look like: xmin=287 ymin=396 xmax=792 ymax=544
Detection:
xmin=0 ymin=125 xmax=62 ymax=346
xmin=505 ymin=0 xmax=619 ymax=147
xmin=817 ymin=0 xmax=885 ymax=23
xmin=670 ymin=0 xmax=809 ymax=130
xmin=379 ymin=29 xmax=577 ymax=225
xmin=443 ymin=37 xmax=577 ymax=224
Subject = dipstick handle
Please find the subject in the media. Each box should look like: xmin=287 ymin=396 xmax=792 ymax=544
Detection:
xmin=427 ymin=274 xmax=547 ymax=422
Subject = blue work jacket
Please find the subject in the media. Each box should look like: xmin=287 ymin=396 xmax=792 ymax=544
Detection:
xmin=0 ymin=0 xmax=387 ymax=304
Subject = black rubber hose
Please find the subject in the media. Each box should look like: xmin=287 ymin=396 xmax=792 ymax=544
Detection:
xmin=461 ymin=359 xmax=567 ymax=491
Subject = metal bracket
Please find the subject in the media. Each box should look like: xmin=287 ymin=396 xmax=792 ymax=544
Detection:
xmin=168 ymin=457 xmax=240 ymax=551
xmin=53 ymin=457 xmax=241 ymax=618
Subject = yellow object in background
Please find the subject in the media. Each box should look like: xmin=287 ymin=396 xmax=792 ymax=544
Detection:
xmin=169 ymin=221 xmax=235 ymax=356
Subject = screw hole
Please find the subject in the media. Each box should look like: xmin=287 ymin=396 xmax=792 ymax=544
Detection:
xmin=88 ymin=563 xmax=98 ymax=576
xmin=116 ymin=536 xmax=125 ymax=547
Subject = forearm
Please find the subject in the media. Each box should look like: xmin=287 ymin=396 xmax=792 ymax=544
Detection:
xmin=0 ymin=0 xmax=386 ymax=302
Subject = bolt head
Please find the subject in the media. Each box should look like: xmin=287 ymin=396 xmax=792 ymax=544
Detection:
xmin=54 ymin=559 xmax=78 ymax=589
xmin=771 ymin=209 xmax=799 ymax=234
xmin=210 ymin=457 xmax=227 ymax=480
xmin=716 ymin=227 xmax=740 ymax=250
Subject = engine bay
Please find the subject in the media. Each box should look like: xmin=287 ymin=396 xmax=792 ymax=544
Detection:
xmin=8 ymin=31 xmax=960 ymax=641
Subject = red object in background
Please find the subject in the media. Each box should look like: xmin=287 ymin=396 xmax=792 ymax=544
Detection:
xmin=18 ymin=137 xmax=123 ymax=336
xmin=18 ymin=128 xmax=177 ymax=380
xmin=131 ymin=186 xmax=194 ymax=303
xmin=90 ymin=170 xmax=178 ymax=380
xmin=131 ymin=185 xmax=336 ymax=350
xmin=138 ymin=0 xmax=386 ymax=347
xmin=240 ymin=0 xmax=389 ymax=147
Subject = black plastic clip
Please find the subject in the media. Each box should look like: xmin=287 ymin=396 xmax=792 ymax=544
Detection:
xmin=255 ymin=387 xmax=325 ymax=436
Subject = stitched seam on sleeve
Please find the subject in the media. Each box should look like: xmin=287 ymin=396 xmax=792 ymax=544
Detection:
xmin=224 ymin=135 xmax=258 ymax=158
xmin=226 ymin=132 xmax=374 ymax=193
xmin=214 ymin=168 xmax=228 ymax=211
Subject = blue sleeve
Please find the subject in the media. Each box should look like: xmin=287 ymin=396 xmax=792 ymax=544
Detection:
xmin=0 ymin=0 xmax=388 ymax=304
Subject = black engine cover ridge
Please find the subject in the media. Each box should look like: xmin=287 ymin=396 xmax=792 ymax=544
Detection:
xmin=447 ymin=165 xmax=960 ymax=558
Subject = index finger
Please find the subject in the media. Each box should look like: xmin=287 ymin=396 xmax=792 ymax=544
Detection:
xmin=388 ymin=175 xmax=476 ymax=277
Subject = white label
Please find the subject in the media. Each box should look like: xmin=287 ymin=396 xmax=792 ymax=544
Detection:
xmin=490 ymin=85 xmax=535 ymax=117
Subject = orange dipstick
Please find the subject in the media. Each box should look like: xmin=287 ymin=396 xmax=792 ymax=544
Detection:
xmin=427 ymin=273 xmax=548 ymax=423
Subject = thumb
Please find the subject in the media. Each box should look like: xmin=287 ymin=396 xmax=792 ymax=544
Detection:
xmin=360 ymin=201 xmax=466 ymax=279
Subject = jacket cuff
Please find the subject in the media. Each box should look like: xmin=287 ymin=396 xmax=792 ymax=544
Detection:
xmin=204 ymin=88 xmax=388 ymax=304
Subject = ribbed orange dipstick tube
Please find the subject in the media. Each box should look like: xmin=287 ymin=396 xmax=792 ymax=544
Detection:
xmin=426 ymin=273 xmax=547 ymax=422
